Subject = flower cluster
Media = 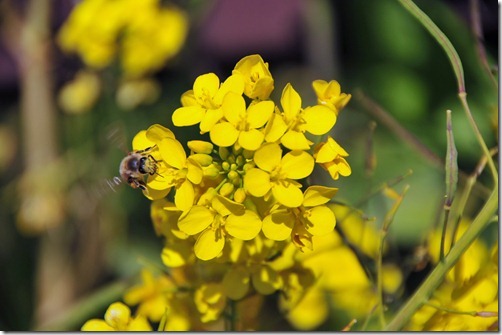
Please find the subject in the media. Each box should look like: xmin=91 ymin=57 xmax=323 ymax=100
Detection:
xmin=82 ymin=54 xmax=352 ymax=330
xmin=57 ymin=0 xmax=188 ymax=112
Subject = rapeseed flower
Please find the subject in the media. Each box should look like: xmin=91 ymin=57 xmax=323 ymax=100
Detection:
xmin=81 ymin=54 xmax=354 ymax=331
xmin=172 ymin=73 xmax=245 ymax=134
xmin=81 ymin=302 xmax=152 ymax=331
xmin=264 ymin=83 xmax=336 ymax=150
xmin=243 ymin=143 xmax=314 ymax=207
xmin=312 ymin=79 xmax=352 ymax=115
xmin=232 ymin=54 xmax=274 ymax=100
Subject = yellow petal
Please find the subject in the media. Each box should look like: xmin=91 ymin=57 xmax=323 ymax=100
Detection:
xmin=104 ymin=302 xmax=130 ymax=330
xmin=200 ymin=108 xmax=223 ymax=133
xmin=243 ymin=168 xmax=271 ymax=197
xmin=187 ymin=140 xmax=213 ymax=154
xmin=225 ymin=210 xmax=262 ymax=240
xmin=161 ymin=245 xmax=187 ymax=267
xmin=132 ymin=130 xmax=155 ymax=151
xmin=281 ymin=83 xmax=301 ymax=121
xmin=238 ymin=129 xmax=264 ymax=151
xmin=143 ymin=185 xmax=171 ymax=200
xmin=159 ymin=138 xmax=186 ymax=169
xmin=222 ymin=92 xmax=246 ymax=126
xmin=146 ymin=124 xmax=175 ymax=143
xmin=303 ymin=105 xmax=336 ymax=135
xmin=281 ymin=130 xmax=312 ymax=151
xmin=193 ymin=73 xmax=219 ymax=100
xmin=214 ymin=74 xmax=245 ymax=104
xmin=264 ymin=112 xmax=288 ymax=143
xmin=178 ymin=205 xmax=213 ymax=235
xmin=254 ymin=143 xmax=282 ymax=172
xmin=312 ymin=79 xmax=328 ymax=98
xmin=172 ymin=106 xmax=205 ymax=127
xmin=305 ymin=205 xmax=336 ymax=235
xmin=302 ymin=186 xmax=339 ymax=207
xmin=180 ymin=90 xmax=196 ymax=106
xmin=272 ymin=183 xmax=304 ymax=208
xmin=222 ymin=266 xmax=250 ymax=300
xmin=212 ymin=195 xmax=245 ymax=217
xmin=247 ymin=100 xmax=274 ymax=129
xmin=194 ymin=229 xmax=225 ymax=261
xmin=281 ymin=150 xmax=314 ymax=179
xmin=81 ymin=319 xmax=115 ymax=331
xmin=262 ymin=209 xmax=294 ymax=240
xmin=210 ymin=122 xmax=239 ymax=147
xmin=175 ymin=180 xmax=194 ymax=212
xmin=127 ymin=316 xmax=152 ymax=331
xmin=186 ymin=158 xmax=203 ymax=184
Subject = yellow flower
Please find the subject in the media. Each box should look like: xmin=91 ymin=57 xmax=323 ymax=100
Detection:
xmin=177 ymin=189 xmax=262 ymax=260
xmin=262 ymin=186 xmax=338 ymax=251
xmin=244 ymin=143 xmax=314 ymax=207
xmin=194 ymin=283 xmax=226 ymax=323
xmin=81 ymin=301 xmax=152 ymax=331
xmin=123 ymin=269 xmax=175 ymax=322
xmin=222 ymin=263 xmax=283 ymax=300
xmin=264 ymin=83 xmax=336 ymax=150
xmin=210 ymin=92 xmax=274 ymax=150
xmin=232 ymin=54 xmax=274 ymax=100
xmin=58 ymin=70 xmax=101 ymax=114
xmin=313 ymin=136 xmax=351 ymax=180
xmin=406 ymin=222 xmax=498 ymax=331
xmin=121 ymin=5 xmax=188 ymax=77
xmin=172 ymin=73 xmax=245 ymax=133
xmin=312 ymin=79 xmax=351 ymax=115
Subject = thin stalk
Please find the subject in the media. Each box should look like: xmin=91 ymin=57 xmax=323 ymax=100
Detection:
xmin=396 ymin=0 xmax=497 ymax=184
xmin=397 ymin=0 xmax=465 ymax=93
xmin=458 ymin=93 xmax=498 ymax=183
xmin=384 ymin=187 xmax=498 ymax=331
xmin=375 ymin=185 xmax=410 ymax=328
xmin=440 ymin=110 xmax=458 ymax=261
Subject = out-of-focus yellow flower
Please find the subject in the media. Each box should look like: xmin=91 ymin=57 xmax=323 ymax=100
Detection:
xmin=312 ymin=79 xmax=351 ymax=115
xmin=58 ymin=70 xmax=101 ymax=114
xmin=172 ymin=73 xmax=245 ymax=133
xmin=194 ymin=283 xmax=226 ymax=323
xmin=123 ymin=269 xmax=175 ymax=322
xmin=244 ymin=143 xmax=314 ymax=207
xmin=222 ymin=263 xmax=283 ymax=300
xmin=232 ymin=54 xmax=274 ymax=100
xmin=81 ymin=302 xmax=152 ymax=331
xmin=58 ymin=0 xmax=187 ymax=77
xmin=264 ymin=83 xmax=336 ymax=150
xmin=406 ymin=222 xmax=498 ymax=331
xmin=313 ymin=136 xmax=351 ymax=180
xmin=210 ymin=92 xmax=274 ymax=150
xmin=330 ymin=204 xmax=383 ymax=259
xmin=116 ymin=78 xmax=160 ymax=110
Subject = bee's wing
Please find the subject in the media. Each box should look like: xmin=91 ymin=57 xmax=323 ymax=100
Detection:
xmin=103 ymin=121 xmax=129 ymax=154
xmin=91 ymin=176 xmax=124 ymax=200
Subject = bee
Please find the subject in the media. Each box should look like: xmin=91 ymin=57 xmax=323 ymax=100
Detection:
xmin=119 ymin=146 xmax=159 ymax=191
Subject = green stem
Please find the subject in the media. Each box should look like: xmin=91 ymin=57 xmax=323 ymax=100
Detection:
xmin=384 ymin=187 xmax=498 ymax=331
xmin=33 ymin=280 xmax=129 ymax=331
xmin=397 ymin=0 xmax=465 ymax=93
xmin=458 ymin=93 xmax=498 ymax=183
xmin=376 ymin=185 xmax=409 ymax=328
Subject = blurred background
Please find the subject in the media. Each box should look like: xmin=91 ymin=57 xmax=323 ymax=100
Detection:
xmin=0 ymin=0 xmax=498 ymax=330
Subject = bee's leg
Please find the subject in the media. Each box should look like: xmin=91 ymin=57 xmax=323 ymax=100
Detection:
xmin=128 ymin=177 xmax=147 ymax=191
xmin=136 ymin=144 xmax=158 ymax=155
